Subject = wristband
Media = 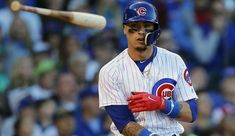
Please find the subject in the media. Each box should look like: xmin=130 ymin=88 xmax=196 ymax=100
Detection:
xmin=161 ymin=100 xmax=181 ymax=118
xmin=139 ymin=128 xmax=152 ymax=136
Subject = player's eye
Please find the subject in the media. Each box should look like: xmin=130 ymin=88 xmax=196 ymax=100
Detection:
xmin=128 ymin=28 xmax=138 ymax=33
xmin=126 ymin=23 xmax=154 ymax=33
xmin=128 ymin=28 xmax=154 ymax=33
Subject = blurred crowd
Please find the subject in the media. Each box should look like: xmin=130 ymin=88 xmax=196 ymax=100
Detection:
xmin=0 ymin=0 xmax=235 ymax=136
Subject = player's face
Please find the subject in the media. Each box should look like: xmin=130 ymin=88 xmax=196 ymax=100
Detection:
xmin=124 ymin=21 xmax=154 ymax=51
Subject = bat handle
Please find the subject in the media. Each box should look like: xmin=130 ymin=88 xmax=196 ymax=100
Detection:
xmin=21 ymin=5 xmax=52 ymax=16
xmin=11 ymin=1 xmax=52 ymax=16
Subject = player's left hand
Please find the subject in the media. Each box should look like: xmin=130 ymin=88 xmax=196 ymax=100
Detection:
xmin=127 ymin=92 xmax=166 ymax=112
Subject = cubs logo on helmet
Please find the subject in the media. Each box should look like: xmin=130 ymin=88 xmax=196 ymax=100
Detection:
xmin=152 ymin=78 xmax=177 ymax=99
xmin=137 ymin=7 xmax=147 ymax=16
xmin=123 ymin=1 xmax=159 ymax=25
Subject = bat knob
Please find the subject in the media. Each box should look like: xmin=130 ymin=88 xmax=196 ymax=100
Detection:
xmin=10 ymin=1 xmax=21 ymax=12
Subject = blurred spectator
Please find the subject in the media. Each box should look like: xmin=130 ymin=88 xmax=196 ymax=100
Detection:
xmin=34 ymin=97 xmax=57 ymax=136
xmin=67 ymin=0 xmax=87 ymax=11
xmin=30 ymin=59 xmax=57 ymax=100
xmin=1 ymin=95 xmax=35 ymax=136
xmin=86 ymin=30 xmax=118 ymax=81
xmin=6 ymin=56 xmax=34 ymax=114
xmin=194 ymin=91 xmax=215 ymax=136
xmin=153 ymin=0 xmax=168 ymax=29
xmin=223 ymin=1 xmax=235 ymax=66
xmin=54 ymin=72 xmax=78 ymax=112
xmin=45 ymin=0 xmax=66 ymax=10
xmin=0 ymin=0 xmax=42 ymax=43
xmin=180 ymin=122 xmax=197 ymax=136
xmin=220 ymin=67 xmax=235 ymax=104
xmin=13 ymin=116 xmax=35 ymax=136
xmin=190 ymin=66 xmax=209 ymax=92
xmin=166 ymin=0 xmax=194 ymax=54
xmin=166 ymin=0 xmax=227 ymax=73
xmin=157 ymin=29 xmax=179 ymax=53
xmin=216 ymin=112 xmax=235 ymax=136
xmin=96 ymin=0 xmax=122 ymax=33
xmin=74 ymin=86 xmax=108 ymax=136
xmin=38 ymin=0 xmax=68 ymax=38
xmin=31 ymin=41 xmax=51 ymax=66
xmin=64 ymin=25 xmax=97 ymax=48
xmin=4 ymin=15 xmax=33 ymax=72
xmin=59 ymin=34 xmax=82 ymax=70
xmin=0 ymin=53 xmax=9 ymax=94
xmin=212 ymin=67 xmax=235 ymax=126
xmin=191 ymin=0 xmax=226 ymax=69
xmin=0 ymin=25 xmax=9 ymax=94
xmin=68 ymin=51 xmax=90 ymax=90
xmin=53 ymin=108 xmax=75 ymax=136
xmin=43 ymin=31 xmax=62 ymax=61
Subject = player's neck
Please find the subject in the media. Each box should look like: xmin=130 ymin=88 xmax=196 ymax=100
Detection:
xmin=128 ymin=46 xmax=153 ymax=61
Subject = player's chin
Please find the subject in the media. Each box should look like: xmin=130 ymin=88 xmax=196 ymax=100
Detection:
xmin=135 ymin=46 xmax=147 ymax=51
xmin=135 ymin=42 xmax=147 ymax=51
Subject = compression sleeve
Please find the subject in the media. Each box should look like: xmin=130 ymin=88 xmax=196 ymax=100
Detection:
xmin=105 ymin=105 xmax=135 ymax=133
xmin=187 ymin=99 xmax=198 ymax=122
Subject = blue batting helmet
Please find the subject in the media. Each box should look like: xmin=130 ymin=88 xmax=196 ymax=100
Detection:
xmin=123 ymin=1 xmax=159 ymax=26
xmin=123 ymin=1 xmax=160 ymax=46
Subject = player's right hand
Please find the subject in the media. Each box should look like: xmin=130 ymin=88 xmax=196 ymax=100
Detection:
xmin=127 ymin=92 xmax=166 ymax=112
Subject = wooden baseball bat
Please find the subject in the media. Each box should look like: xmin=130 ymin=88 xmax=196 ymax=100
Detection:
xmin=10 ymin=1 xmax=106 ymax=30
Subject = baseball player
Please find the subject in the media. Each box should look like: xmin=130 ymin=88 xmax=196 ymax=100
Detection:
xmin=98 ymin=1 xmax=198 ymax=136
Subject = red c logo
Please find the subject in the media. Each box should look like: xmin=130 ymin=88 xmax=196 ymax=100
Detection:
xmin=137 ymin=7 xmax=147 ymax=16
xmin=184 ymin=69 xmax=192 ymax=86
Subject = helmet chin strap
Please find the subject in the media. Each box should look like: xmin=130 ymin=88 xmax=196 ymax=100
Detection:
xmin=145 ymin=29 xmax=160 ymax=46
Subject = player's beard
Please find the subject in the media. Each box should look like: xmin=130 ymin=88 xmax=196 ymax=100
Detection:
xmin=136 ymin=46 xmax=147 ymax=51
xmin=135 ymin=41 xmax=147 ymax=51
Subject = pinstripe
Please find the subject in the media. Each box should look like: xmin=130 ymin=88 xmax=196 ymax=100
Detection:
xmin=171 ymin=55 xmax=178 ymax=133
xmin=148 ymin=64 xmax=154 ymax=129
xmin=159 ymin=50 xmax=165 ymax=131
xmin=120 ymin=63 xmax=128 ymax=99
xmin=174 ymin=56 xmax=184 ymax=101
xmin=98 ymin=47 xmax=197 ymax=135
xmin=124 ymin=57 xmax=132 ymax=98
xmin=151 ymin=57 xmax=159 ymax=130
xmin=104 ymin=68 xmax=119 ymax=103
xmin=160 ymin=53 xmax=167 ymax=134
xmin=130 ymin=61 xmax=138 ymax=91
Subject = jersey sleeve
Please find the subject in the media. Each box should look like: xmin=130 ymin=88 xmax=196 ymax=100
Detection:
xmin=173 ymin=56 xmax=198 ymax=101
xmin=98 ymin=67 xmax=128 ymax=108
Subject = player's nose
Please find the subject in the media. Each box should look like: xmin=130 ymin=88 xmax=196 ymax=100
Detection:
xmin=138 ymin=27 xmax=147 ymax=35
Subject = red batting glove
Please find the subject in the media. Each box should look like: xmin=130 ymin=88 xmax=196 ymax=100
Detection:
xmin=127 ymin=92 xmax=166 ymax=112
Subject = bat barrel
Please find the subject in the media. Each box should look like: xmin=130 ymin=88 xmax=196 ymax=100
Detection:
xmin=71 ymin=12 xmax=106 ymax=29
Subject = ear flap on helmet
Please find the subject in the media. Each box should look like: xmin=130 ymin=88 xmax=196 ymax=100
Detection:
xmin=145 ymin=29 xmax=160 ymax=46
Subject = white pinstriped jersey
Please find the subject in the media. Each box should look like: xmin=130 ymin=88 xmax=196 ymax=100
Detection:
xmin=98 ymin=47 xmax=198 ymax=136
